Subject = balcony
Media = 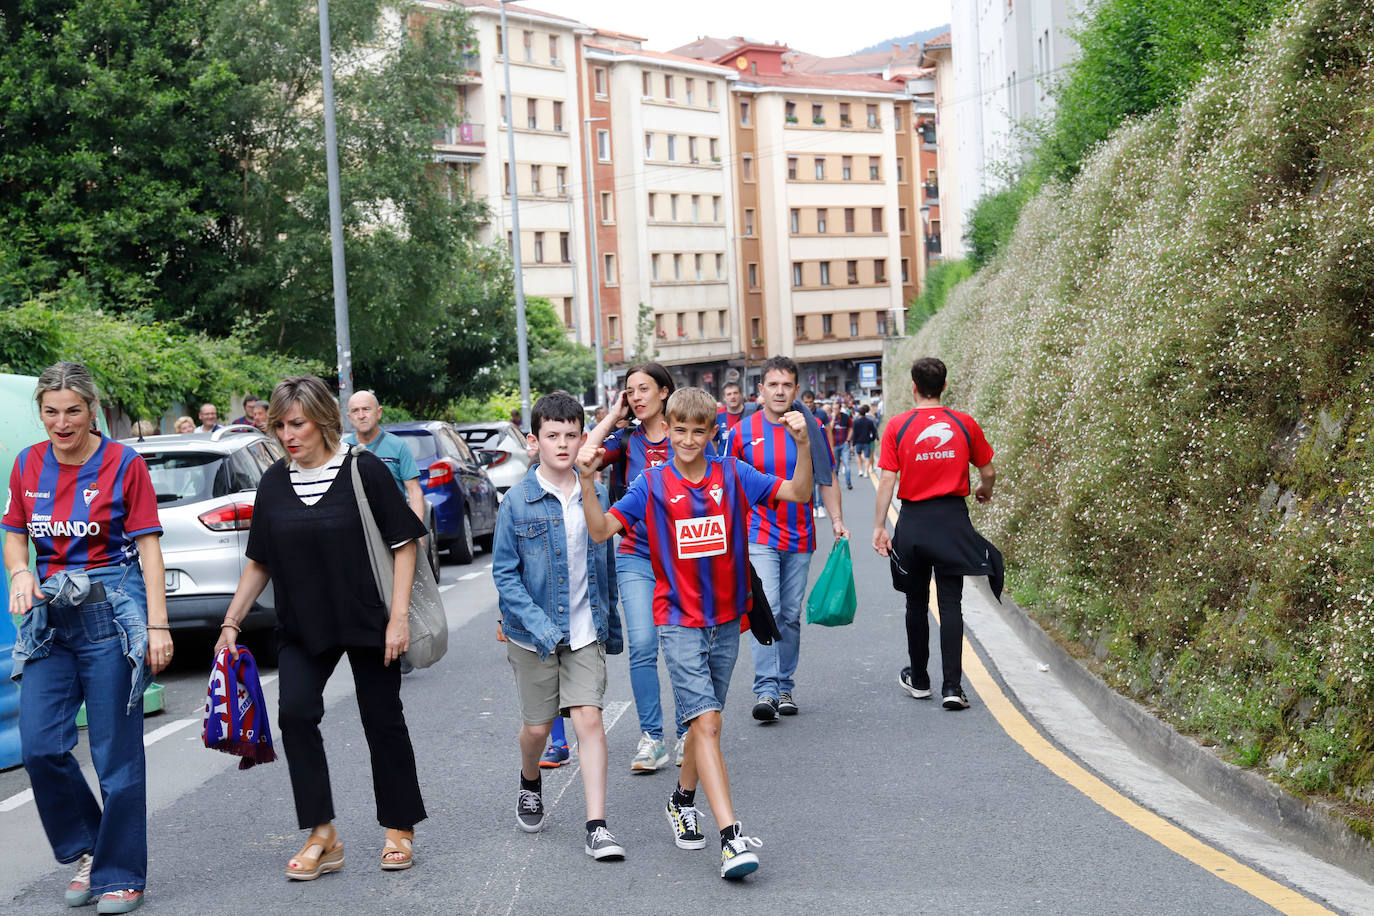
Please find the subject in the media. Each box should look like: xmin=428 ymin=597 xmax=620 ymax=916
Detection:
xmin=925 ymin=235 xmax=942 ymax=254
xmin=434 ymin=123 xmax=485 ymax=146
xmin=460 ymin=53 xmax=481 ymax=77
xmin=923 ymin=182 xmax=939 ymax=202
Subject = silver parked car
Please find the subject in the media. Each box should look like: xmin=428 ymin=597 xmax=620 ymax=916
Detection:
xmin=453 ymin=421 xmax=532 ymax=497
xmin=122 ymin=426 xmax=283 ymax=636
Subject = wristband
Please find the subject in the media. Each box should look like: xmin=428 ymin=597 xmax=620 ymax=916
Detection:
xmin=7 ymin=568 xmax=32 ymax=577
xmin=221 ymin=620 xmax=241 ymax=632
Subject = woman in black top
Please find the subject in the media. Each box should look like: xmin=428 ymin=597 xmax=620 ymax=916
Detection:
xmin=215 ymin=376 xmax=427 ymax=879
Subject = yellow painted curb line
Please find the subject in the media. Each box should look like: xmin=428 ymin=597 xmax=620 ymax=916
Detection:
xmin=882 ymin=503 xmax=1331 ymax=915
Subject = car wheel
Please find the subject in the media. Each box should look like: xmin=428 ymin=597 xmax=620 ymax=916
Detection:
xmin=427 ymin=522 xmax=441 ymax=583
xmin=449 ymin=508 xmax=475 ymax=565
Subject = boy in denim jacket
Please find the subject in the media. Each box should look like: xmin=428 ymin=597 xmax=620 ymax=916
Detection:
xmin=493 ymin=392 xmax=625 ymax=860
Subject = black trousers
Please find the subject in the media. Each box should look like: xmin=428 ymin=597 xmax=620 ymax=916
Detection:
xmin=277 ymin=642 xmax=427 ymax=831
xmin=903 ymin=568 xmax=966 ymax=692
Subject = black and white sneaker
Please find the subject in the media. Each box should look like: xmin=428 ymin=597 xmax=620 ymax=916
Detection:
xmin=585 ymin=825 xmax=626 ymax=860
xmin=665 ymin=798 xmax=708 ymax=850
xmin=720 ymin=825 xmax=763 ymax=879
xmin=941 ymin=687 xmax=970 ymax=710
xmin=517 ymin=788 xmax=546 ymax=832
xmin=776 ymin=692 xmax=798 ymax=716
xmin=752 ymin=696 xmax=779 ymax=722
xmin=899 ymin=667 xmax=931 ymax=699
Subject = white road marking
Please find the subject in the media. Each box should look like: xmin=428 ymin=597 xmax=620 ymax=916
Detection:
xmin=143 ymin=717 xmax=198 ymax=747
xmin=0 ymin=789 xmax=33 ymax=813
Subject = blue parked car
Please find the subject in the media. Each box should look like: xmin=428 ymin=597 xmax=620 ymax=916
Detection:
xmin=382 ymin=421 xmax=498 ymax=564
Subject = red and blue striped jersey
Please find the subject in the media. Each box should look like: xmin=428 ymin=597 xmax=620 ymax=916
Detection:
xmin=601 ymin=424 xmax=672 ymax=559
xmin=2 ymin=435 xmax=162 ymax=578
xmin=609 ymin=456 xmax=781 ymax=628
xmin=713 ymin=408 xmax=747 ymax=453
xmin=729 ymin=411 xmax=815 ymax=553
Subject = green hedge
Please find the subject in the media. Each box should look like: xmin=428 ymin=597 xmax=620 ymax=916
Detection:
xmin=891 ymin=0 xmax=1374 ymax=806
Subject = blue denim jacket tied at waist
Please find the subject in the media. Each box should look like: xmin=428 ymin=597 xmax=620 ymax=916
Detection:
xmin=11 ymin=564 xmax=150 ymax=713
xmin=493 ymin=467 xmax=623 ymax=658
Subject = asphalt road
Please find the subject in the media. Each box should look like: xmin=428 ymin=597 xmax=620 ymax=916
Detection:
xmin=0 ymin=478 xmax=1353 ymax=914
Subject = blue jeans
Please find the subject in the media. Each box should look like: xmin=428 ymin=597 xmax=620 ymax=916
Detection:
xmin=748 ymin=543 xmax=813 ymax=698
xmin=834 ymin=442 xmax=853 ymax=486
xmin=659 ymin=623 xmax=741 ymax=726
xmin=616 ymin=553 xmax=684 ymax=740
xmin=20 ymin=581 xmax=147 ymax=894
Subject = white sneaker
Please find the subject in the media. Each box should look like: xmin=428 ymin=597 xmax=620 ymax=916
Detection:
xmin=631 ymin=731 xmax=668 ymax=772
xmin=815 ymin=506 xmax=828 ymax=518
xmin=674 ymin=735 xmax=687 ymax=767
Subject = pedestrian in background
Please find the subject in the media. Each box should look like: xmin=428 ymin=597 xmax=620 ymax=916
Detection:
xmin=4 ymin=361 xmax=170 ymax=914
xmin=852 ymin=404 xmax=878 ymax=478
xmin=344 ymin=391 xmax=424 ymax=520
xmin=215 ymin=375 xmax=428 ymax=879
xmin=174 ymin=416 xmax=195 ymax=434
xmin=232 ymin=394 xmax=261 ymax=426
xmin=250 ymin=400 xmax=268 ymax=431
xmin=196 ymin=403 xmax=221 ymax=433
xmin=493 ymin=392 xmax=626 ymax=860
xmin=872 ymin=357 xmax=1000 ymax=711
xmin=831 ymin=403 xmax=854 ymax=490
xmin=130 ymin=419 xmax=158 ymax=438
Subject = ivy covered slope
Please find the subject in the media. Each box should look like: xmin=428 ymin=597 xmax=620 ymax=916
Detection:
xmin=892 ymin=0 xmax=1374 ymax=811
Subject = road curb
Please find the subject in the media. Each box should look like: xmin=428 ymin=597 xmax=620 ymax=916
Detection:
xmin=971 ymin=579 xmax=1374 ymax=885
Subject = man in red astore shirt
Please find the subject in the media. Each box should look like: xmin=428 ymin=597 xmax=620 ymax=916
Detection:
xmin=872 ymin=357 xmax=1002 ymax=710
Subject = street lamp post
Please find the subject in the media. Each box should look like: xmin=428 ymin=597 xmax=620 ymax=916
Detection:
xmin=318 ymin=0 xmax=353 ymax=420
xmin=583 ymin=116 xmax=607 ymax=408
xmin=501 ymin=0 xmax=532 ymax=428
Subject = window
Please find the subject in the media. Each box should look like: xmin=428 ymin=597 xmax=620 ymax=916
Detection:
xmin=846 ymin=260 xmax=858 ymax=285
xmin=812 ymin=102 xmax=823 ymax=123
xmin=670 ymin=194 xmax=679 ymax=220
xmin=548 ymin=35 xmax=559 ymax=65
xmin=533 ymin=231 xmax=544 ymax=262
xmin=707 ymin=82 xmax=717 ymax=108
xmin=897 ymin=157 xmax=905 ymax=182
xmin=712 ymin=196 xmax=721 ymax=222
xmin=643 ymin=72 xmax=652 ymax=97
xmin=816 ymin=208 xmax=828 ymax=233
xmin=697 ymin=311 xmax=705 ymax=337
xmin=871 ymin=208 xmax=883 ymax=232
xmin=502 ymin=161 xmax=510 ymax=193
xmin=785 ymin=100 xmax=796 ymax=122
xmin=656 ymin=314 xmax=665 ymax=337
xmin=839 ymin=102 xmax=851 ymax=127
xmin=739 ymin=100 xmax=751 ymax=125
xmin=685 ymin=78 xmax=695 ymax=105
xmin=814 ymin=157 xmax=825 ymax=180
xmin=748 ymin=262 xmax=759 ymax=288
xmin=867 ymin=104 xmax=878 ymax=128
xmin=901 ymin=258 xmax=910 ymax=283
xmin=931 ymin=218 xmax=942 ymax=238
xmin=874 ymin=259 xmax=887 ymax=283
xmin=694 ymin=253 xmax=703 ymax=280
xmin=819 ymin=261 xmax=831 ymax=286
xmin=499 ymin=94 xmax=507 ymax=125
xmin=849 ymin=312 xmax=860 ymax=336
xmin=741 ymin=155 xmax=754 ymax=181
xmin=667 ymin=135 xmax=676 ymax=161
xmin=644 ymin=132 xmax=654 ymax=159
xmin=718 ymin=309 xmax=727 ymax=335
xmin=688 ymin=136 xmax=698 ymax=163
xmin=893 ymin=106 xmax=902 ymax=131
xmin=506 ymin=230 xmax=513 ymax=252
xmin=876 ymin=311 xmax=888 ymax=336
xmin=751 ymin=317 xmax=760 ymax=341
xmin=789 ymin=209 xmax=799 ymax=234
xmin=787 ymin=156 xmax=798 ymax=180
xmin=594 ymin=67 xmax=607 ymax=96
xmin=553 ymin=101 xmax=563 ymax=132
xmin=556 ymin=166 xmax=567 ymax=195
xmin=792 ymin=262 xmax=803 ymax=287
xmin=691 ymin=195 xmax=700 ymax=222
xmin=559 ymin=231 xmax=570 ymax=263
xmin=899 ymin=207 xmax=908 ymax=232
xmin=600 ymin=190 xmax=613 ymax=222
xmin=709 ymin=137 xmax=719 ymax=160
xmin=522 ymin=31 xmax=533 ymax=62
xmin=597 ymin=129 xmax=610 ymax=161
xmin=675 ymin=313 xmax=685 ymax=337
xmin=563 ymin=297 xmax=573 ymax=326
xmin=529 ymin=164 xmax=541 ymax=193
xmin=822 ymin=313 xmax=833 ymax=336
xmin=869 ymin=156 xmax=880 ymax=180
xmin=495 ymin=26 xmax=504 ymax=56
xmin=651 ymin=253 xmax=660 ymax=280
xmin=795 ymin=316 xmax=806 ymax=338
xmin=604 ymin=253 xmax=616 ymax=283
xmin=744 ymin=208 xmax=754 ymax=235
xmin=841 ymin=155 xmax=852 ymax=180
xmin=664 ymin=75 xmax=674 ymax=100
xmin=608 ymin=314 xmax=619 ymax=341
xmin=715 ymin=253 xmax=724 ymax=279
xmin=527 ymin=98 xmax=537 ymax=129
xmin=844 ymin=208 xmax=855 ymax=233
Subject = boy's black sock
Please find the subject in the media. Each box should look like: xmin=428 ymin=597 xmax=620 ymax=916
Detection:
xmin=586 ymin=818 xmax=607 ymax=833
xmin=671 ymin=784 xmax=696 ymax=807
xmin=720 ymin=823 xmax=740 ymax=847
xmin=520 ymin=773 xmax=541 ymax=793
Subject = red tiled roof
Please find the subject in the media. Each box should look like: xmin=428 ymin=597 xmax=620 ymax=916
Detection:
xmin=925 ymin=31 xmax=951 ymax=49
xmin=799 ymin=46 xmax=924 ymax=75
xmin=585 ymin=41 xmax=736 ymax=71
xmin=669 ymin=35 xmax=747 ymax=60
xmin=735 ymin=70 xmax=907 ymax=94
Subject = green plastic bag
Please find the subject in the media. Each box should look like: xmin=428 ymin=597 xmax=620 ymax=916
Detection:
xmin=806 ymin=537 xmax=857 ymax=627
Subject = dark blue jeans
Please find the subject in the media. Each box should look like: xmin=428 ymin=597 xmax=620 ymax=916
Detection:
xmin=20 ymin=587 xmax=147 ymax=894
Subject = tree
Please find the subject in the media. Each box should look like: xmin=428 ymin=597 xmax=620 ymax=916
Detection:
xmin=515 ymin=297 xmax=595 ymax=400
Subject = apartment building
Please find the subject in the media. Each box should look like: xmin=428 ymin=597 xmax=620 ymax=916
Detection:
xmin=920 ymin=32 xmax=962 ymax=259
xmin=579 ymin=39 xmax=740 ymax=387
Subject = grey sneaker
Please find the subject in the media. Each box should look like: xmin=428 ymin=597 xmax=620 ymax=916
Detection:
xmin=752 ymin=696 xmax=779 ymax=722
xmin=673 ymin=735 xmax=687 ymax=767
xmin=900 ymin=667 xmax=931 ymax=699
xmin=585 ymin=825 xmax=626 ymax=860
xmin=517 ymin=788 xmax=546 ymax=832
xmin=631 ymin=731 xmax=668 ymax=772
xmin=777 ymin=692 xmax=798 ymax=716
xmin=665 ymin=798 xmax=708 ymax=850
xmin=720 ymin=825 xmax=763 ymax=879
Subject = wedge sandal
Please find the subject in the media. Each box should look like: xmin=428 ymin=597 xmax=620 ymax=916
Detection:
xmin=381 ymin=828 xmax=414 ymax=871
xmin=285 ymin=829 xmax=344 ymax=881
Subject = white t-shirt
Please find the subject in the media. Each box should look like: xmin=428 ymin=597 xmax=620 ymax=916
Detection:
xmin=508 ymin=467 xmax=598 ymax=653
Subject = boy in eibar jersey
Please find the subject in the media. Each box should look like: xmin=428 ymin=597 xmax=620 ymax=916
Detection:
xmin=576 ymin=387 xmax=812 ymax=880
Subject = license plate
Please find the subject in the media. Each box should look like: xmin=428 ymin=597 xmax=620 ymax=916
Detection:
xmin=164 ymin=570 xmax=180 ymax=592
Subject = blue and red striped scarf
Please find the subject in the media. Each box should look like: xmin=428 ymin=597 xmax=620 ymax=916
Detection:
xmin=203 ymin=648 xmax=277 ymax=769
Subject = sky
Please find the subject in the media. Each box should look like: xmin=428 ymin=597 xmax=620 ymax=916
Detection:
xmin=519 ymin=0 xmax=953 ymax=58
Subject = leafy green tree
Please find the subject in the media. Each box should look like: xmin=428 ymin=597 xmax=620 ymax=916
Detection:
xmin=965 ymin=185 xmax=1033 ymax=269
xmin=906 ymin=259 xmax=972 ymax=333
xmin=516 ymin=297 xmax=594 ymax=399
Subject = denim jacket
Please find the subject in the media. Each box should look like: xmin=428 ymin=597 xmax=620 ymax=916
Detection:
xmin=11 ymin=564 xmax=151 ymax=713
xmin=493 ymin=466 xmax=622 ymax=658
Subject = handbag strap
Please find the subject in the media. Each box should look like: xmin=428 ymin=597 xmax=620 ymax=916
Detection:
xmin=349 ymin=446 xmax=396 ymax=616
